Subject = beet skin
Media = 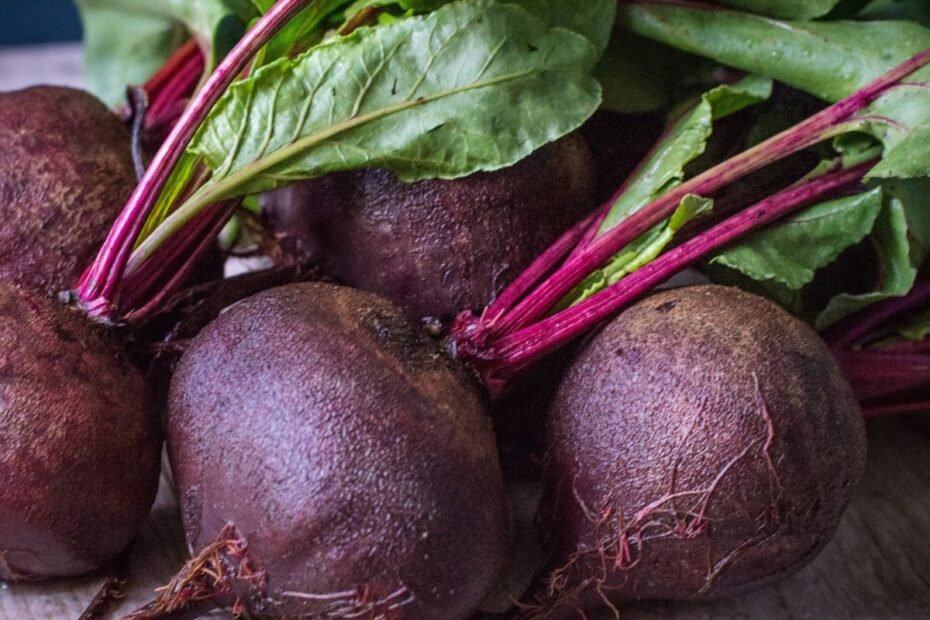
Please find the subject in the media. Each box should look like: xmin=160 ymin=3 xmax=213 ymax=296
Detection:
xmin=537 ymin=285 xmax=867 ymax=612
xmin=0 ymin=86 xmax=137 ymax=294
xmin=0 ymin=282 xmax=160 ymax=581
xmin=263 ymin=133 xmax=596 ymax=322
xmin=167 ymin=283 xmax=508 ymax=619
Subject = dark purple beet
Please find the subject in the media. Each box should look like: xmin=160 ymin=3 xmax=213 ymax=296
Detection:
xmin=0 ymin=282 xmax=160 ymax=581
xmin=164 ymin=283 xmax=507 ymax=619
xmin=0 ymin=86 xmax=137 ymax=295
xmin=534 ymin=285 xmax=866 ymax=612
xmin=262 ymin=134 xmax=596 ymax=322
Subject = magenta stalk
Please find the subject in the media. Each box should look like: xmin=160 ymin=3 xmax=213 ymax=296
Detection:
xmin=76 ymin=0 xmax=313 ymax=320
xmin=473 ymin=48 xmax=930 ymax=346
xmin=458 ymin=162 xmax=873 ymax=392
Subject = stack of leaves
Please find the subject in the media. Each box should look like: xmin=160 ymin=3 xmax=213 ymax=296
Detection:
xmin=75 ymin=0 xmax=930 ymax=414
xmin=74 ymin=0 xmax=616 ymax=321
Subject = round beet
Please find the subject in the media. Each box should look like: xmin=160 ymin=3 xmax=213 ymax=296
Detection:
xmin=0 ymin=86 xmax=136 ymax=294
xmin=164 ymin=283 xmax=507 ymax=619
xmin=0 ymin=282 xmax=160 ymax=581
xmin=536 ymin=285 xmax=866 ymax=611
xmin=263 ymin=134 xmax=596 ymax=321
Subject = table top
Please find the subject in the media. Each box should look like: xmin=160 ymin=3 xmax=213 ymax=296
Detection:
xmin=1 ymin=44 xmax=929 ymax=620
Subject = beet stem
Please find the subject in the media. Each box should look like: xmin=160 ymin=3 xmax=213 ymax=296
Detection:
xmin=837 ymin=348 xmax=930 ymax=401
xmin=142 ymin=40 xmax=202 ymax=107
xmin=826 ymin=280 xmax=930 ymax=350
xmin=121 ymin=201 xmax=239 ymax=322
xmin=482 ymin=210 xmax=601 ymax=323
xmin=127 ymin=86 xmax=150 ymax=181
xmin=862 ymin=399 xmax=930 ymax=418
xmin=144 ymin=48 xmax=205 ymax=137
xmin=76 ymin=0 xmax=311 ymax=317
xmin=568 ymin=114 xmax=687 ymax=262
xmin=475 ymin=49 xmax=930 ymax=344
xmin=472 ymin=162 xmax=873 ymax=391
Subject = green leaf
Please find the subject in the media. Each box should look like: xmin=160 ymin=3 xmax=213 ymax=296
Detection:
xmin=558 ymin=194 xmax=714 ymax=309
xmin=897 ymin=308 xmax=930 ymax=341
xmin=344 ymin=0 xmax=413 ymax=19
xmin=345 ymin=0 xmax=452 ymax=16
xmin=76 ymin=1 xmax=188 ymax=106
xmin=400 ymin=0 xmax=453 ymax=10
xmin=594 ymin=29 xmax=694 ymax=114
xmin=187 ymin=0 xmax=602 ymax=201
xmin=714 ymin=0 xmax=843 ymax=19
xmin=509 ymin=0 xmax=616 ymax=54
xmin=882 ymin=177 xmax=930 ymax=265
xmin=859 ymin=0 xmax=930 ymax=25
xmin=620 ymin=4 xmax=930 ymax=103
xmin=619 ymin=4 xmax=930 ymax=178
xmin=710 ymin=188 xmax=883 ymax=290
xmin=816 ymin=191 xmax=918 ymax=327
xmin=551 ymin=77 xmax=770 ymax=308
xmin=706 ymin=176 xmax=930 ymax=328
xmin=344 ymin=0 xmax=616 ymax=53
xmin=77 ymin=0 xmax=249 ymax=106
xmin=254 ymin=0 xmax=356 ymax=70
xmin=599 ymin=75 xmax=772 ymax=233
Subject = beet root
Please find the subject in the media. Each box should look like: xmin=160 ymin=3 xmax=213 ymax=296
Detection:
xmin=0 ymin=86 xmax=137 ymax=294
xmin=534 ymin=285 xmax=866 ymax=613
xmin=162 ymin=283 xmax=508 ymax=619
xmin=262 ymin=133 xmax=596 ymax=322
xmin=0 ymin=282 xmax=160 ymax=581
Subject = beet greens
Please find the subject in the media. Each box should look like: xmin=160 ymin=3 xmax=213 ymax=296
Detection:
xmin=75 ymin=0 xmax=930 ymax=401
xmin=451 ymin=48 xmax=930 ymax=390
xmin=74 ymin=0 xmax=613 ymax=322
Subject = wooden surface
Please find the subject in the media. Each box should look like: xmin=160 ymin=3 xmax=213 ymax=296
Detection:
xmin=1 ymin=45 xmax=929 ymax=620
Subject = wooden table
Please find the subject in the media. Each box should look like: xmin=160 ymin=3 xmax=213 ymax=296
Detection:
xmin=1 ymin=44 xmax=929 ymax=620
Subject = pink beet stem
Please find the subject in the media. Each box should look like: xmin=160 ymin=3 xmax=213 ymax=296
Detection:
xmin=145 ymin=49 xmax=205 ymax=135
xmin=115 ymin=202 xmax=232 ymax=315
xmin=76 ymin=0 xmax=312 ymax=318
xmin=124 ymin=202 xmax=238 ymax=323
xmin=483 ymin=210 xmax=601 ymax=324
xmin=479 ymin=48 xmax=930 ymax=344
xmin=473 ymin=162 xmax=873 ymax=391
xmin=826 ymin=280 xmax=930 ymax=350
xmin=862 ymin=399 xmax=930 ymax=418
xmin=144 ymin=40 xmax=201 ymax=101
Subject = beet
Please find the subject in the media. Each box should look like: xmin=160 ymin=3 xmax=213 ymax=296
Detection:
xmin=0 ymin=282 xmax=160 ymax=581
xmin=162 ymin=283 xmax=507 ymax=619
xmin=535 ymin=285 xmax=866 ymax=611
xmin=263 ymin=134 xmax=596 ymax=321
xmin=0 ymin=86 xmax=137 ymax=295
